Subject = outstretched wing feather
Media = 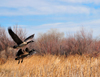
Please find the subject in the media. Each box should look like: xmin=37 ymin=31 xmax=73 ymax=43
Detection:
xmin=8 ymin=27 xmax=23 ymax=45
xmin=24 ymin=34 xmax=34 ymax=42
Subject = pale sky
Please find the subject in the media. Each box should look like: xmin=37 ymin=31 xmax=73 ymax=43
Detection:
xmin=0 ymin=0 xmax=100 ymax=37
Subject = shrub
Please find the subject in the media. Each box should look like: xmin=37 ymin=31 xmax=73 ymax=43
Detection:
xmin=34 ymin=29 xmax=64 ymax=55
xmin=60 ymin=28 xmax=100 ymax=57
xmin=1 ymin=26 xmax=100 ymax=59
xmin=34 ymin=28 xmax=100 ymax=57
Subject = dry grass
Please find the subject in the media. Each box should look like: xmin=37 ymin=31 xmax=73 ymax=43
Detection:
xmin=0 ymin=54 xmax=100 ymax=77
xmin=0 ymin=26 xmax=100 ymax=77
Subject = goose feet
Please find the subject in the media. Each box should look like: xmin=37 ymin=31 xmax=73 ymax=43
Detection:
xmin=18 ymin=60 xmax=20 ymax=64
xmin=18 ymin=59 xmax=23 ymax=64
xmin=21 ymin=59 xmax=23 ymax=63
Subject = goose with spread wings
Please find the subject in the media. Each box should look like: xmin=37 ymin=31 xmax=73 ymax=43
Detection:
xmin=15 ymin=48 xmax=36 ymax=64
xmin=8 ymin=27 xmax=35 ymax=49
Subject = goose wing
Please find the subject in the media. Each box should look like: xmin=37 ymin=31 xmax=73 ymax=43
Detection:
xmin=8 ymin=27 xmax=23 ymax=45
xmin=29 ymin=49 xmax=36 ymax=55
xmin=16 ymin=49 xmax=23 ymax=56
xmin=24 ymin=34 xmax=35 ymax=42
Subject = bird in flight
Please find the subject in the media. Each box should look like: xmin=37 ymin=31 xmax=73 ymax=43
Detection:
xmin=15 ymin=48 xmax=36 ymax=64
xmin=8 ymin=27 xmax=35 ymax=49
xmin=8 ymin=27 xmax=35 ymax=64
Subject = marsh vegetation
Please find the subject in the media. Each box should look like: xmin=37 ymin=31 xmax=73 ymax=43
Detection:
xmin=0 ymin=26 xmax=100 ymax=77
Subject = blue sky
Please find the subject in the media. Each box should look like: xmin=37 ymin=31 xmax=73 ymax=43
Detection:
xmin=0 ymin=0 xmax=100 ymax=37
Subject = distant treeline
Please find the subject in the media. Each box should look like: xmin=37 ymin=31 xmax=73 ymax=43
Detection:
xmin=0 ymin=26 xmax=100 ymax=61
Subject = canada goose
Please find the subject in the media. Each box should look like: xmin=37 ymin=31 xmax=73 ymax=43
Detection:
xmin=8 ymin=27 xmax=34 ymax=49
xmin=15 ymin=48 xmax=36 ymax=64
xmin=15 ymin=54 xmax=29 ymax=64
xmin=15 ymin=49 xmax=24 ymax=64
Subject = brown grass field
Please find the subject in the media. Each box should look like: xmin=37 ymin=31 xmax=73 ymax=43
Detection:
xmin=0 ymin=54 xmax=100 ymax=77
xmin=0 ymin=26 xmax=100 ymax=77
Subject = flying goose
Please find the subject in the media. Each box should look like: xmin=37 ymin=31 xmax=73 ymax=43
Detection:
xmin=8 ymin=27 xmax=35 ymax=49
xmin=15 ymin=48 xmax=36 ymax=64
